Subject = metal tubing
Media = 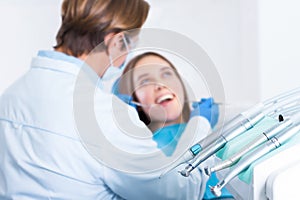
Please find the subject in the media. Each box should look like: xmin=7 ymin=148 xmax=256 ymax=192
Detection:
xmin=180 ymin=111 xmax=265 ymax=177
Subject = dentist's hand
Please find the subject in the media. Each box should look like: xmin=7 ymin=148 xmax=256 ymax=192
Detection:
xmin=115 ymin=93 xmax=137 ymax=109
xmin=190 ymin=97 xmax=219 ymax=129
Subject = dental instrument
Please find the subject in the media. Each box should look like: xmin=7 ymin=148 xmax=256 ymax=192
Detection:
xmin=210 ymin=113 xmax=300 ymax=197
xmin=160 ymin=103 xmax=265 ymax=178
xmin=205 ymin=105 xmax=300 ymax=176
xmin=178 ymin=88 xmax=300 ymax=177
xmin=204 ymin=115 xmax=292 ymax=176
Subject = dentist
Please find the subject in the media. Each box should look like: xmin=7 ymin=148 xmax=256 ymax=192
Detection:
xmin=0 ymin=0 xmax=208 ymax=199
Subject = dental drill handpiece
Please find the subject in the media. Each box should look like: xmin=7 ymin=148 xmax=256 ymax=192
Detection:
xmin=179 ymin=104 xmax=266 ymax=177
xmin=210 ymin=115 xmax=300 ymax=197
xmin=181 ymin=89 xmax=300 ymax=177
xmin=205 ymin=115 xmax=294 ymax=176
xmin=160 ymin=88 xmax=300 ymax=178
xmin=159 ymin=103 xmax=265 ymax=178
xmin=207 ymin=105 xmax=300 ymax=176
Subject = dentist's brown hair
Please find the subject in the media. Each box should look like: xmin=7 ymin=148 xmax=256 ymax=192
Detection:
xmin=54 ymin=0 xmax=150 ymax=57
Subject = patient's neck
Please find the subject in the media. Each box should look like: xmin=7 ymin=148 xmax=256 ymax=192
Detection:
xmin=148 ymin=116 xmax=184 ymax=133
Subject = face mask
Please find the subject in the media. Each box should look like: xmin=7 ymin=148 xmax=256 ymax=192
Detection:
xmin=102 ymin=64 xmax=123 ymax=81
xmin=100 ymin=65 xmax=121 ymax=93
xmin=102 ymin=34 xmax=131 ymax=81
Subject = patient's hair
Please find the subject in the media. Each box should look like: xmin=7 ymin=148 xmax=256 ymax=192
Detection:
xmin=118 ymin=52 xmax=191 ymax=125
xmin=54 ymin=0 xmax=150 ymax=57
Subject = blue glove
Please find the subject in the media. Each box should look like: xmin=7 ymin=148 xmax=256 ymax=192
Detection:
xmin=112 ymin=78 xmax=138 ymax=109
xmin=111 ymin=77 xmax=121 ymax=95
xmin=115 ymin=93 xmax=137 ymax=109
xmin=190 ymin=97 xmax=219 ymax=129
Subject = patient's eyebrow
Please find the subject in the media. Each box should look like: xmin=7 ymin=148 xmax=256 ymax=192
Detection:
xmin=160 ymin=66 xmax=172 ymax=71
xmin=137 ymin=73 xmax=149 ymax=82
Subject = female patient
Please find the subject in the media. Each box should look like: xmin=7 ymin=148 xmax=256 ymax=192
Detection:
xmin=117 ymin=52 xmax=233 ymax=199
xmin=118 ymin=52 xmax=205 ymax=156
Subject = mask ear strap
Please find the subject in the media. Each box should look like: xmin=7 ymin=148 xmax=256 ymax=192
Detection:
xmin=122 ymin=34 xmax=130 ymax=52
xmin=108 ymin=53 xmax=114 ymax=67
xmin=107 ymin=33 xmax=130 ymax=67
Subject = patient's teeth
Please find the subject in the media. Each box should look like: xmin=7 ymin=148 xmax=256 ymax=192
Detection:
xmin=156 ymin=94 xmax=174 ymax=104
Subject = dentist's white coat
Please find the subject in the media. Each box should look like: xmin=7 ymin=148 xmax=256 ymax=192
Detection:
xmin=0 ymin=51 xmax=210 ymax=200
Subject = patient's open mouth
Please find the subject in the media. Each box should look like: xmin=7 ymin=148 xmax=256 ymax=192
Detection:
xmin=156 ymin=94 xmax=174 ymax=105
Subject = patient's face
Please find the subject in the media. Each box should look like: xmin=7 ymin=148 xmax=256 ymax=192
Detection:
xmin=133 ymin=55 xmax=185 ymax=126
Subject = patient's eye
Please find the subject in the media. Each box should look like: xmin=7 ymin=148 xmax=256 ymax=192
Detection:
xmin=161 ymin=68 xmax=175 ymax=79
xmin=139 ymin=77 xmax=152 ymax=86
xmin=162 ymin=71 xmax=173 ymax=78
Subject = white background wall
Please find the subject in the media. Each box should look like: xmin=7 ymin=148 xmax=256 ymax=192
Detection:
xmin=145 ymin=0 xmax=260 ymax=116
xmin=0 ymin=0 xmax=62 ymax=93
xmin=258 ymin=0 xmax=300 ymax=99
xmin=0 ymin=0 xmax=299 ymax=115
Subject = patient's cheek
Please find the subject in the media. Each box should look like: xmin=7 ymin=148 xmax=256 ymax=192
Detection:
xmin=135 ymin=89 xmax=152 ymax=105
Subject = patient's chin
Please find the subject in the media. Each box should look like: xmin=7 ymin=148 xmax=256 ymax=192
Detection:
xmin=147 ymin=106 xmax=182 ymax=130
xmin=148 ymin=105 xmax=167 ymax=123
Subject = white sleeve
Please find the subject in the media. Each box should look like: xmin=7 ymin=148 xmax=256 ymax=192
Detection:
xmin=90 ymin=91 xmax=209 ymax=199
xmin=103 ymin=165 xmax=207 ymax=200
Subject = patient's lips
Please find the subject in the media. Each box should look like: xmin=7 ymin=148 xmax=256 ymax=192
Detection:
xmin=156 ymin=93 xmax=175 ymax=106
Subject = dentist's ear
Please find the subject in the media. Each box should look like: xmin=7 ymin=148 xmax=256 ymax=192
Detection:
xmin=104 ymin=32 xmax=128 ymax=68
xmin=104 ymin=32 xmax=116 ymax=51
xmin=104 ymin=32 xmax=125 ymax=52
